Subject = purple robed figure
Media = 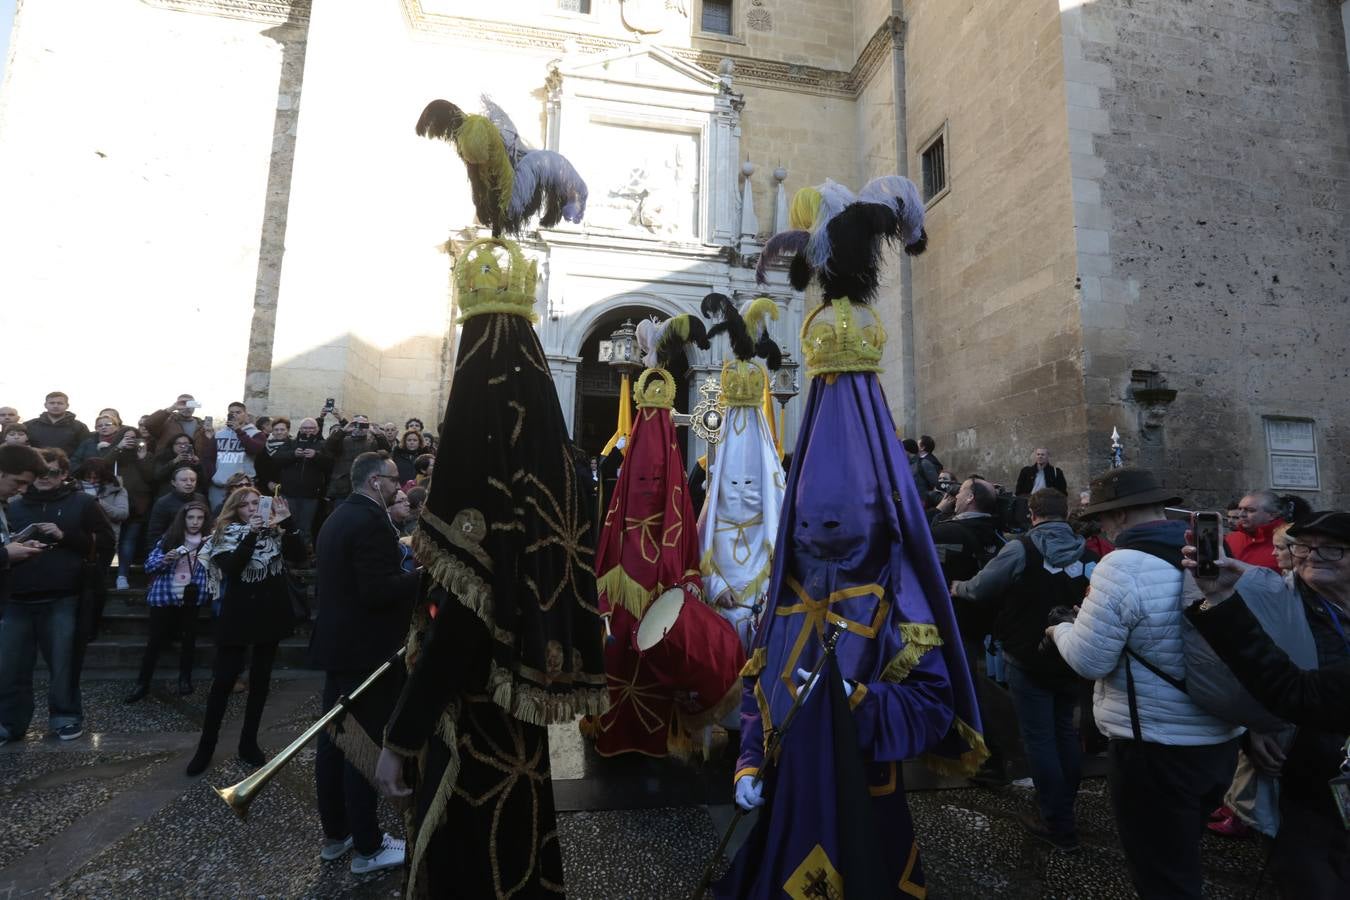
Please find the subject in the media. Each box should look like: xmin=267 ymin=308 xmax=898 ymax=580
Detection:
xmin=717 ymin=303 xmax=986 ymax=898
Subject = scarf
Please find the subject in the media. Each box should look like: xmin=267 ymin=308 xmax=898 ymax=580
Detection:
xmin=594 ymin=401 xmax=703 ymax=621
xmin=698 ymin=403 xmax=784 ymax=650
xmin=411 ymin=310 xmax=607 ymax=725
xmin=201 ymin=522 xmax=283 ymax=600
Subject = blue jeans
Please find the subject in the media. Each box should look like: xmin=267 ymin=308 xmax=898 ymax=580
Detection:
xmin=1005 ymin=659 xmax=1081 ymax=835
xmin=0 ymin=596 xmax=83 ymax=738
xmin=117 ymin=520 xmax=145 ymax=578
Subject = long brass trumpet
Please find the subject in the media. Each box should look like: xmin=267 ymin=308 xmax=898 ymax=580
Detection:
xmin=214 ymin=647 xmax=406 ymax=819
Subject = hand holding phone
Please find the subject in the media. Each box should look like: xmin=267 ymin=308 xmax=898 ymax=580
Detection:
xmin=1193 ymin=511 xmax=1223 ymax=578
xmin=12 ymin=523 xmax=40 ymax=543
xmin=257 ymin=496 xmax=274 ymax=525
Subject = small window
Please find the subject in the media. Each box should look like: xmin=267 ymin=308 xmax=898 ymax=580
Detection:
xmin=920 ymin=131 xmax=947 ymax=203
xmin=1265 ymin=417 xmax=1320 ymax=491
xmin=702 ymin=0 xmax=733 ymax=35
xmin=559 ymin=0 xmax=591 ymax=12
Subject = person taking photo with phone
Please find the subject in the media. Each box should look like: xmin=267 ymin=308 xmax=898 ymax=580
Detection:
xmin=126 ymin=499 xmax=213 ymax=703
xmin=275 ymin=417 xmax=331 ymax=543
xmin=0 ymin=449 xmax=113 ymax=745
xmin=187 ymin=485 xmax=304 ymax=776
xmin=1184 ymin=510 xmax=1350 ymax=897
xmin=0 ymin=444 xmax=49 ymax=619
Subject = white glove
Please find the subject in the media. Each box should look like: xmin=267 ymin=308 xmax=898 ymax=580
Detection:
xmin=616 ymin=436 xmax=627 ymax=451
xmin=795 ymin=667 xmax=856 ymax=701
xmin=734 ymin=774 xmax=765 ymax=811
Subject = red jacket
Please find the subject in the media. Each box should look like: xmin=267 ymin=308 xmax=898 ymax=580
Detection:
xmin=1224 ymin=519 xmax=1285 ymax=571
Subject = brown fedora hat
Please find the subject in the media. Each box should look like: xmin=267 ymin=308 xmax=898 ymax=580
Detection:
xmin=1080 ymin=467 xmax=1182 ymax=517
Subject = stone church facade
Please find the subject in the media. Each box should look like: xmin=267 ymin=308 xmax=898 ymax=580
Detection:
xmin=1 ymin=0 xmax=1347 ymax=504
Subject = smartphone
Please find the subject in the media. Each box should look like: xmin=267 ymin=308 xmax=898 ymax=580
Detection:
xmin=185 ymin=400 xmax=201 ymax=410
xmin=12 ymin=523 xmax=40 ymax=543
xmin=324 ymin=397 xmax=336 ymax=413
xmin=1194 ymin=511 xmax=1222 ymax=578
xmin=258 ymin=496 xmax=273 ymax=524
xmin=1163 ymin=506 xmax=1195 ymax=522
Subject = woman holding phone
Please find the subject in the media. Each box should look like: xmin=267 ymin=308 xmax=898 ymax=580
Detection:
xmin=186 ymin=486 xmax=303 ymax=776
xmin=126 ymin=499 xmax=212 ymax=703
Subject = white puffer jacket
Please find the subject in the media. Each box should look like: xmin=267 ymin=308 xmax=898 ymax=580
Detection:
xmin=1051 ymin=548 xmax=1242 ymax=746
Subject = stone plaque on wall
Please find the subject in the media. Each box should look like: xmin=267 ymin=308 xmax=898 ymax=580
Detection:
xmin=580 ymin=123 xmax=702 ymax=238
xmin=1265 ymin=418 xmax=1319 ymax=490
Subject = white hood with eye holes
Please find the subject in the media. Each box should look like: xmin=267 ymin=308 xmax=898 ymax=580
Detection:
xmin=698 ymin=404 xmax=785 ymax=645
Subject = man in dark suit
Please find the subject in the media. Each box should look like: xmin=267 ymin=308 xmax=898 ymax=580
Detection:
xmin=1015 ymin=448 xmax=1068 ymax=497
xmin=311 ymin=451 xmax=418 ymax=874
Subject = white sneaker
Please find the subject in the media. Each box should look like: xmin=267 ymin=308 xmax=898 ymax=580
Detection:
xmin=320 ymin=835 xmax=353 ymax=861
xmin=1011 ymin=777 xmax=1035 ymax=789
xmin=115 ymin=576 xmax=130 ymax=591
xmin=350 ymin=833 xmax=405 ymax=874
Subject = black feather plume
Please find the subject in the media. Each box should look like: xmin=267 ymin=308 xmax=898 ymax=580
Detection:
xmin=653 ymin=315 xmax=709 ymax=370
xmin=756 ymin=230 xmax=810 ymax=284
xmin=755 ymin=331 xmax=783 ymax=370
xmin=789 ymin=254 xmax=814 ymax=292
xmin=415 ymin=100 xmax=466 ymax=140
xmin=700 ymin=292 xmax=754 ymax=361
xmin=817 ymin=202 xmax=902 ymax=303
xmin=905 ymin=228 xmax=928 ymax=257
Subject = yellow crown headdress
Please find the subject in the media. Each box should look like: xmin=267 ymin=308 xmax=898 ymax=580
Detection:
xmin=801 ymin=298 xmax=887 ymax=378
xmin=635 ymin=368 xmax=677 ymax=410
xmin=454 ymin=238 xmax=539 ymax=323
xmin=720 ymin=359 xmax=769 ymax=407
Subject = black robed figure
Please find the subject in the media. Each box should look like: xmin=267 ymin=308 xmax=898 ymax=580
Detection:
xmin=376 ymin=239 xmax=608 ymax=898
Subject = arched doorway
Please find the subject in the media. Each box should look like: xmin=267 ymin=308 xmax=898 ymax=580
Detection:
xmin=574 ymin=305 xmax=691 ymax=461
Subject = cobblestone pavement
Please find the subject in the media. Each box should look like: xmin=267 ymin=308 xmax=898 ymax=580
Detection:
xmin=0 ymin=674 xmax=1275 ymax=899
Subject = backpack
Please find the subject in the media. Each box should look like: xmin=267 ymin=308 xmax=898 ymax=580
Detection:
xmin=1122 ymin=580 xmax=1289 ymax=737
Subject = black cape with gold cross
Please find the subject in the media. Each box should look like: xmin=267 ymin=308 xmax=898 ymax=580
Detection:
xmin=385 ymin=289 xmax=608 ymax=898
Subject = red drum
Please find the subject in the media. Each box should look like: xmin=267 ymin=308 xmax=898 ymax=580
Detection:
xmin=633 ymin=586 xmax=745 ymax=717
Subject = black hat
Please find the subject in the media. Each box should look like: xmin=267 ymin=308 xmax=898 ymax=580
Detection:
xmin=1080 ymin=467 xmax=1182 ymax=517
xmin=1287 ymin=511 xmax=1350 ymax=544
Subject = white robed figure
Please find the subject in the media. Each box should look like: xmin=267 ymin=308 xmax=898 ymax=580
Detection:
xmin=697 ymin=295 xmax=786 ymax=654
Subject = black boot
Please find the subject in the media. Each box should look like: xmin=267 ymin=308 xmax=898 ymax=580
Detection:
xmin=189 ymin=676 xmax=231 ymax=776
xmin=186 ymin=738 xmax=216 ymax=776
xmin=124 ymin=682 xmax=150 ymax=704
xmin=237 ymin=681 xmax=269 ymax=767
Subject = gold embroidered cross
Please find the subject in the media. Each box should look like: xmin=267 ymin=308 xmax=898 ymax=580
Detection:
xmin=624 ymin=513 xmax=664 ymax=564
xmin=775 ymin=576 xmax=889 ymax=700
xmin=714 ymin=513 xmax=764 ymax=565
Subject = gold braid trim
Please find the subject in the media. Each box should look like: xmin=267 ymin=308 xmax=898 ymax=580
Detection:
xmin=406 ymin=710 xmax=462 ymax=900
xmin=411 ymin=529 xmax=611 ymax=726
xmin=880 ymin=622 xmax=944 ymax=684
xmin=323 ymin=714 xmax=382 ymax=790
xmin=740 ymin=647 xmax=767 ymax=678
xmin=920 ymin=716 xmax=991 ymax=779
xmin=595 ymin=564 xmax=657 ymax=619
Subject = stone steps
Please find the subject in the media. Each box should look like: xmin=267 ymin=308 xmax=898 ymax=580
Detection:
xmin=79 ymin=565 xmax=318 ymax=670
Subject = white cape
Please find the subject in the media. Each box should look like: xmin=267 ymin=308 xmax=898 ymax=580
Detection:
xmin=697 ymin=404 xmax=785 ymax=654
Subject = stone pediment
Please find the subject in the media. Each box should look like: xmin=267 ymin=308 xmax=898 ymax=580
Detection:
xmin=560 ymin=45 xmax=720 ymax=96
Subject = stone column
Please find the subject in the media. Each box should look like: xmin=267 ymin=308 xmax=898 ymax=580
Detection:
xmin=709 ymin=60 xmax=744 ymax=245
xmin=548 ymin=356 xmax=582 ymax=438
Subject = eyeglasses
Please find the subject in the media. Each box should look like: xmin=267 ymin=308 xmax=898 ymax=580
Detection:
xmin=1288 ymin=543 xmax=1348 ymax=562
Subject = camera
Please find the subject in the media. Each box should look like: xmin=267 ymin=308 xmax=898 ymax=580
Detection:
xmin=1038 ymin=605 xmax=1078 ymax=655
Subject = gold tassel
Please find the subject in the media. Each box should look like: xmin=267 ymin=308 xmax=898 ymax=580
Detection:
xmin=880 ymin=622 xmax=944 ymax=684
xmin=406 ymin=711 xmax=462 ymax=900
xmin=596 ymin=564 xmax=657 ymax=620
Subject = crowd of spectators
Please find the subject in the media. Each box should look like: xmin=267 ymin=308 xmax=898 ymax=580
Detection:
xmin=0 ymin=391 xmax=438 ymax=754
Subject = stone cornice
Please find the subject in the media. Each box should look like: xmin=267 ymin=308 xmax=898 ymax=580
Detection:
xmin=401 ymin=1 xmax=904 ymax=100
xmin=139 ymin=0 xmax=309 ymax=25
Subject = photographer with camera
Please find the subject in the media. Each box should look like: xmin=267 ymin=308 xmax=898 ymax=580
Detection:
xmin=145 ymin=394 xmax=212 ymax=459
xmin=0 ymin=449 xmax=113 ymax=744
xmin=207 ymin=402 xmax=266 ymax=510
xmin=952 ymin=488 xmax=1098 ymax=851
xmin=275 ymin=417 xmax=331 ymax=543
xmin=324 ymin=414 xmax=391 ymax=506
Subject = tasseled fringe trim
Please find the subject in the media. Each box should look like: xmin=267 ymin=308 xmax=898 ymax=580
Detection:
xmin=740 ymin=647 xmax=767 ymax=679
xmin=407 ymin=711 xmax=462 ymax=900
xmin=698 ymin=550 xmax=772 ymax=608
xmin=577 ymin=715 xmax=601 ymax=739
xmin=412 ymin=530 xmax=612 ymax=726
xmin=596 ymin=565 xmax=656 ymax=619
xmin=486 ymin=660 xmax=610 ymax=727
xmin=920 ymin=717 xmax=990 ymax=779
xmin=674 ymin=680 xmax=743 ymax=734
xmin=323 ymin=714 xmax=383 ymax=790
xmin=881 ymin=622 xmax=943 ymax=684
